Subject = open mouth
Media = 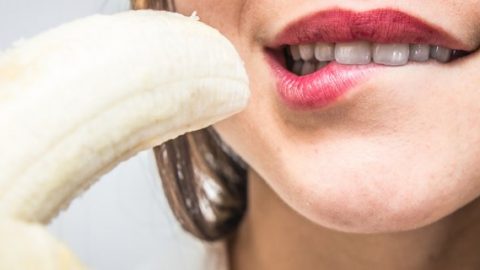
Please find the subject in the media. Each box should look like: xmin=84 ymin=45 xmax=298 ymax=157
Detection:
xmin=279 ymin=42 xmax=471 ymax=76
xmin=265 ymin=8 xmax=476 ymax=109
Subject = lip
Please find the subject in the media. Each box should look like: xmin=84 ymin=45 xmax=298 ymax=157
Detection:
xmin=266 ymin=52 xmax=376 ymax=109
xmin=266 ymin=8 xmax=467 ymax=110
xmin=270 ymin=9 xmax=467 ymax=49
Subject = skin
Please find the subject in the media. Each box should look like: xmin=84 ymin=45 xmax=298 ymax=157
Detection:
xmin=173 ymin=1 xmax=480 ymax=269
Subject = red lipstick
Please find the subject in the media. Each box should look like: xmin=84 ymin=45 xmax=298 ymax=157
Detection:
xmin=266 ymin=9 xmax=466 ymax=110
xmin=272 ymin=9 xmax=465 ymax=49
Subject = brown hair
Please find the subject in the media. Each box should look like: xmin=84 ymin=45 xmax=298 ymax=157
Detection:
xmin=132 ymin=0 xmax=176 ymax=10
xmin=132 ymin=0 xmax=248 ymax=241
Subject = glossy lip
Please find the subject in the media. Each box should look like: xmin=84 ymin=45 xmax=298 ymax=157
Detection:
xmin=266 ymin=8 xmax=467 ymax=110
xmin=266 ymin=52 xmax=376 ymax=109
xmin=270 ymin=9 xmax=467 ymax=49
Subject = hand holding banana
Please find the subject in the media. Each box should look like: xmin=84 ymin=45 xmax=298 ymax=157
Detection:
xmin=0 ymin=10 xmax=249 ymax=269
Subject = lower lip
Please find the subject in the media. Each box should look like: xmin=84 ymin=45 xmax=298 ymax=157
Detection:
xmin=266 ymin=52 xmax=378 ymax=109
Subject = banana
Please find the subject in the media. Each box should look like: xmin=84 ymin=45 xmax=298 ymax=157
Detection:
xmin=0 ymin=217 xmax=86 ymax=269
xmin=0 ymin=10 xmax=249 ymax=268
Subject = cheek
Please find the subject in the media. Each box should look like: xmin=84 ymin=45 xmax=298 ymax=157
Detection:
xmin=215 ymin=60 xmax=480 ymax=234
xmin=175 ymin=0 xmax=243 ymax=39
xmin=213 ymin=43 xmax=281 ymax=172
xmin=196 ymin=0 xmax=480 ymax=234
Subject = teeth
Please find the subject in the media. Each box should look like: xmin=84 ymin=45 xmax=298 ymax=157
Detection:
xmin=430 ymin=46 xmax=451 ymax=62
xmin=409 ymin=44 xmax=430 ymax=62
xmin=298 ymin=44 xmax=315 ymax=61
xmin=335 ymin=41 xmax=372 ymax=65
xmin=300 ymin=61 xmax=316 ymax=75
xmin=286 ymin=41 xmax=457 ymax=75
xmin=316 ymin=61 xmax=328 ymax=70
xmin=290 ymin=45 xmax=301 ymax=61
xmin=314 ymin=42 xmax=335 ymax=61
xmin=373 ymin=43 xmax=409 ymax=66
xmin=292 ymin=61 xmax=302 ymax=75
xmin=290 ymin=60 xmax=329 ymax=76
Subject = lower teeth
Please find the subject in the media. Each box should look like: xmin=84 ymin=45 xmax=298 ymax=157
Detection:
xmin=291 ymin=60 xmax=329 ymax=76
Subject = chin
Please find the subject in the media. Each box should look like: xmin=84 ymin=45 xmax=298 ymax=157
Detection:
xmin=263 ymin=137 xmax=480 ymax=234
xmin=298 ymin=187 xmax=446 ymax=234
xmin=282 ymin=175 xmax=451 ymax=234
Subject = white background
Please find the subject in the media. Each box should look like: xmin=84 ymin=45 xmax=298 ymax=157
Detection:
xmin=0 ymin=1 xmax=225 ymax=269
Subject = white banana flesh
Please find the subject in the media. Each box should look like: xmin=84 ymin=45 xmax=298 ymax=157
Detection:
xmin=0 ymin=10 xmax=249 ymax=269
xmin=0 ymin=217 xmax=85 ymax=269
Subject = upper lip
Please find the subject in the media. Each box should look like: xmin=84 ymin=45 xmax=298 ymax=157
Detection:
xmin=268 ymin=8 xmax=469 ymax=50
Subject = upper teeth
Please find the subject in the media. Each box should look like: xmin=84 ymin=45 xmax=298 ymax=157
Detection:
xmin=288 ymin=42 xmax=453 ymax=76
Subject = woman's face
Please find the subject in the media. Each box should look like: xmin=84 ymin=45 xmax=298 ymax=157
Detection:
xmin=176 ymin=0 xmax=480 ymax=232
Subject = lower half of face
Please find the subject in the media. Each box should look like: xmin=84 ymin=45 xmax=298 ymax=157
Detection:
xmin=176 ymin=0 xmax=480 ymax=233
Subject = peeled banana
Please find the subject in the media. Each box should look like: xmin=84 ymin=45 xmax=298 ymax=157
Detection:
xmin=0 ymin=10 xmax=249 ymax=269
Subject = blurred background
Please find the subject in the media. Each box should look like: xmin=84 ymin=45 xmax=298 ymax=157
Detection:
xmin=0 ymin=1 xmax=225 ymax=269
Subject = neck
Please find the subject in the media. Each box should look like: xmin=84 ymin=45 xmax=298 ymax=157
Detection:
xmin=229 ymin=169 xmax=480 ymax=270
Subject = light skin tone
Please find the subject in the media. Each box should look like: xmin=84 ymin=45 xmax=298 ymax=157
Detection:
xmin=173 ymin=0 xmax=480 ymax=269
